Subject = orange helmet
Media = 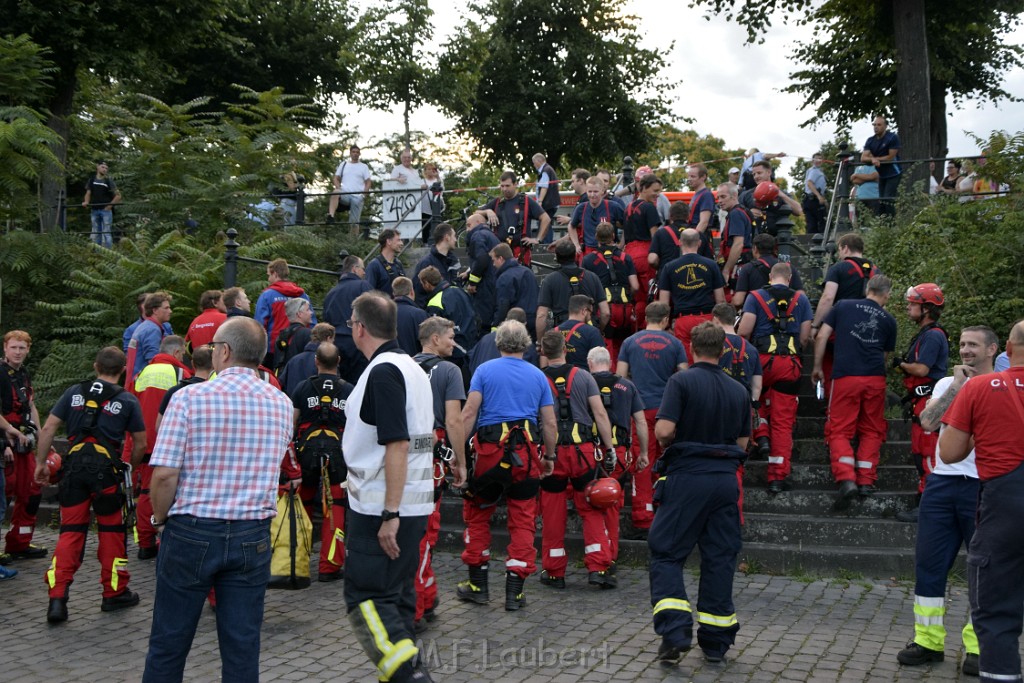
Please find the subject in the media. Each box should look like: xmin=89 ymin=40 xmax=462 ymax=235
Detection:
xmin=45 ymin=448 xmax=62 ymax=484
xmin=753 ymin=181 xmax=780 ymax=209
xmin=905 ymin=283 xmax=944 ymax=307
xmin=585 ymin=477 xmax=622 ymax=509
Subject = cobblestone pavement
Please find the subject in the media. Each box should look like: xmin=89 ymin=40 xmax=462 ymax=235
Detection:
xmin=1 ymin=525 xmax=1014 ymax=682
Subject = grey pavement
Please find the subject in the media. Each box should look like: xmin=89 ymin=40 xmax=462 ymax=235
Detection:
xmin=0 ymin=525 xmax=1011 ymax=682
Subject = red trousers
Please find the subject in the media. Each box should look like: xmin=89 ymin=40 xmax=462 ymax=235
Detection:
xmin=461 ymin=439 xmax=539 ymax=578
xmin=820 ymin=339 xmax=835 ymax=404
xmin=630 ymin=409 xmax=664 ymax=529
xmin=624 ymin=241 xmax=652 ymax=326
xmin=827 ymin=376 xmax=888 ymax=485
xmin=604 ymin=444 xmax=632 ymax=561
xmin=910 ymin=397 xmax=938 ymax=494
xmin=540 ymin=442 xmax=613 ymax=576
xmin=673 ymin=313 xmax=713 ymax=365
xmin=5 ymin=450 xmax=41 ymax=553
xmin=135 ymin=462 xmax=156 ymax=550
xmin=46 ymin=484 xmax=129 ymax=598
xmin=299 ymin=480 xmax=347 ymax=575
xmin=759 ymin=354 xmax=802 ymax=481
xmin=415 ymin=497 xmax=442 ymax=621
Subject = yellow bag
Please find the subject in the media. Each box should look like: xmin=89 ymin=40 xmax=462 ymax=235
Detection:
xmin=268 ymin=489 xmax=313 ymax=589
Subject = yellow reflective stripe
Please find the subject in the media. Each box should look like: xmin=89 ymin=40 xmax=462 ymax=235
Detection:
xmin=359 ymin=600 xmax=418 ymax=681
xmin=697 ymin=611 xmax=738 ymax=627
xmin=133 ymin=526 xmax=139 ymax=544
xmin=46 ymin=556 xmax=57 ymax=588
xmin=653 ymin=598 xmax=691 ymax=615
xmin=468 ymin=274 xmax=481 ymax=284
xmin=327 ymin=528 xmax=345 ymax=564
xmin=914 ymin=604 xmax=945 ymax=618
xmin=427 ymin=290 xmax=444 ymax=310
xmin=963 ymin=620 xmax=979 ymax=654
xmin=111 ymin=557 xmax=128 ymax=592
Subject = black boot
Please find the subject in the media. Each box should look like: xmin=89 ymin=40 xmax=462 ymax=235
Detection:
xmin=47 ymin=597 xmax=68 ymax=624
xmin=456 ymin=563 xmax=489 ymax=604
xmin=505 ymin=571 xmax=526 ymax=611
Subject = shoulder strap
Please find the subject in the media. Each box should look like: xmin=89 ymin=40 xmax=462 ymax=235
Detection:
xmin=750 ymin=289 xmax=775 ymax=321
xmin=417 ymin=355 xmax=444 ymax=376
xmin=75 ymin=380 xmax=123 ymax=438
xmin=563 ymin=322 xmax=585 ymax=341
xmin=662 ymin=223 xmax=680 ymax=246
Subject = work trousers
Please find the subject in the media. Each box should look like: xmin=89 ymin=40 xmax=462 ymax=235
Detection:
xmin=827 ymin=375 xmax=888 ymax=485
xmin=415 ymin=497 xmax=442 ymax=621
xmin=630 ymin=409 xmax=663 ymax=529
xmin=344 ymin=509 xmax=427 ymax=683
xmin=461 ymin=439 xmax=540 ymax=578
xmin=758 ymin=354 xmax=802 ymax=481
xmin=540 ymin=442 xmax=613 ymax=576
xmin=649 ymin=468 xmax=741 ymax=658
xmin=4 ymin=450 xmax=41 ymax=553
xmin=624 ymin=241 xmax=652 ymax=326
xmin=910 ymin=396 xmax=938 ymax=495
xmin=968 ymin=462 xmax=1024 ymax=682
xmin=298 ymin=479 xmax=347 ymax=575
xmin=913 ymin=473 xmax=979 ymax=654
xmin=673 ymin=313 xmax=713 ymax=365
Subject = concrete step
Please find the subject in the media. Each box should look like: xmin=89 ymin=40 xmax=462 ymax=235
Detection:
xmin=743 ymin=461 xmax=918 ymax=490
xmin=796 ymin=417 xmax=911 ymax=440
xmin=788 ymin=440 xmax=911 ymax=466
xmin=741 ymin=487 xmax=916 ymax=518
xmin=741 ymin=512 xmax=919 ymax=549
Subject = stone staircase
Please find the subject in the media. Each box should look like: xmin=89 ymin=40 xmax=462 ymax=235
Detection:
xmin=432 ymin=232 xmax=929 ymax=579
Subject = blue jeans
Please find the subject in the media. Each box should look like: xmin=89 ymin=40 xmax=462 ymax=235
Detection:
xmin=143 ymin=516 xmax=272 ymax=683
xmin=90 ymin=209 xmax=113 ymax=248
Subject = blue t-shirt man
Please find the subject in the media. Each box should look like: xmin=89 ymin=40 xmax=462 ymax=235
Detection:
xmin=570 ymin=199 xmax=626 ymax=248
xmin=469 ymin=356 xmax=553 ymax=427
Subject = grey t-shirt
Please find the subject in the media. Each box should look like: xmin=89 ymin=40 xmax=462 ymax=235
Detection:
xmin=413 ymin=353 xmax=467 ymax=429
xmin=545 ymin=363 xmax=600 ymax=427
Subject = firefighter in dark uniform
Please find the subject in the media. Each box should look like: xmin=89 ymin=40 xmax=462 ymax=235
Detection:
xmin=738 ymin=262 xmax=812 ymax=493
xmin=716 ymin=182 xmax=754 ymax=298
xmin=622 ymin=174 xmax=663 ymax=328
xmin=657 ymin=228 xmax=726 ymax=365
xmin=419 ymin=266 xmax=479 ymax=377
xmin=1 ymin=329 xmax=45 ymax=562
xmin=536 ymin=238 xmax=609 ymax=337
xmin=464 ymin=214 xmax=500 ymax=336
xmin=33 ymin=346 xmax=146 ymax=623
xmin=582 ymin=222 xmax=640 ymax=366
xmin=475 ymin=171 xmax=552 ymax=267
xmin=412 ymin=316 xmax=467 ymax=631
xmin=537 ymin=331 xmax=616 ymax=589
xmin=289 ymin=343 xmax=353 ymax=583
xmin=650 ymin=322 xmax=750 ymax=665
xmin=731 ymin=233 xmax=805 ymax=309
xmin=490 ymin=243 xmax=539 ymax=337
xmin=323 ymin=255 xmax=373 ymax=383
xmin=586 ymin=346 xmax=648 ymax=567
xmin=896 ymin=283 xmax=948 ymax=515
xmin=458 ymin=320 xmax=557 ymax=611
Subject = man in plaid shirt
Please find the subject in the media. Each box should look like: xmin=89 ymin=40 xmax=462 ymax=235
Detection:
xmin=142 ymin=317 xmax=292 ymax=683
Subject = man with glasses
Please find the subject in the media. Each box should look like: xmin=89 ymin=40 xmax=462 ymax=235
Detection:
xmin=342 ymin=292 xmax=436 ymax=682
xmin=324 ymin=256 xmax=372 ymax=383
xmin=143 ymin=317 xmax=293 ymax=683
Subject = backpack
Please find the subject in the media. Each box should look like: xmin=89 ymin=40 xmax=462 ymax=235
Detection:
xmin=750 ymin=287 xmax=803 ymax=356
xmin=295 ymin=376 xmax=347 ymax=482
xmin=722 ymin=336 xmax=751 ymax=391
xmin=544 ymin=364 xmax=582 ymax=445
xmin=274 ymin=323 xmax=304 ymax=371
xmin=552 ymin=269 xmax=584 ymax=326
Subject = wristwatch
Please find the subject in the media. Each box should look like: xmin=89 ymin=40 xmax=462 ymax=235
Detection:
xmin=151 ymin=515 xmax=166 ymax=528
xmin=381 ymin=509 xmax=400 ymax=522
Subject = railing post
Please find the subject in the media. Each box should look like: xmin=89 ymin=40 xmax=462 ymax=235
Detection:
xmin=620 ymin=156 xmax=635 ymax=191
xmin=834 ymin=144 xmax=856 ymax=237
xmin=295 ymin=182 xmax=306 ymax=226
xmin=224 ymin=228 xmax=239 ymax=288
xmin=775 ymin=204 xmax=795 ymax=261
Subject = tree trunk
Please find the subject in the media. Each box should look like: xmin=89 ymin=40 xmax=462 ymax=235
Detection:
xmin=38 ymin=69 xmax=76 ymax=233
xmin=929 ymin=77 xmax=948 ymax=159
xmin=403 ymin=98 xmax=411 ymax=151
xmin=892 ymin=0 xmax=931 ymax=195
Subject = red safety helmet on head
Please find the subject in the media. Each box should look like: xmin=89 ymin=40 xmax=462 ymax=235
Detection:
xmin=753 ymin=181 xmax=780 ymax=209
xmin=45 ymin=448 xmax=62 ymax=484
xmin=584 ymin=477 xmax=622 ymax=509
xmin=905 ymin=283 xmax=944 ymax=307
xmin=634 ymin=165 xmax=652 ymax=180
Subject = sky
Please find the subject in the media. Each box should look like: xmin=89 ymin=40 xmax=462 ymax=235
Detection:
xmin=336 ymin=2 xmax=1024 ymax=184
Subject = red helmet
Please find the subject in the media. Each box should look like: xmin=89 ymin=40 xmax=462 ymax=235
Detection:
xmin=634 ymin=165 xmax=652 ymax=180
xmin=905 ymin=283 xmax=944 ymax=307
xmin=45 ymin=448 xmax=62 ymax=484
xmin=753 ymin=181 xmax=780 ymax=209
xmin=585 ymin=477 xmax=622 ymax=509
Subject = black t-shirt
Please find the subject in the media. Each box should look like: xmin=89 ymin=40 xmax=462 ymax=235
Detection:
xmin=52 ymin=379 xmax=144 ymax=448
xmin=539 ymin=266 xmax=607 ymax=324
xmin=648 ymin=224 xmax=683 ymax=274
xmin=158 ymin=376 xmax=206 ymax=416
xmin=824 ymin=256 xmax=877 ymax=302
xmin=734 ymin=256 xmax=805 ymax=295
xmin=291 ymin=373 xmax=353 ymax=434
xmin=557 ymin=319 xmax=607 ymax=369
xmin=623 ymin=199 xmax=661 ymax=243
xmin=658 ymin=254 xmax=725 ymax=314
xmin=359 ymin=341 xmax=410 ymax=444
xmin=84 ymin=175 xmax=118 ymax=206
xmin=591 ymin=371 xmax=643 ymax=432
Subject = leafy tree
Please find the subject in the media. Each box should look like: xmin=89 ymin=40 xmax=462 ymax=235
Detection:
xmin=0 ymin=35 xmax=62 ymax=229
xmin=352 ymin=0 xmax=437 ymax=148
xmin=638 ymin=125 xmax=746 ymax=192
xmin=440 ymin=0 xmax=677 ymax=173
xmin=783 ymin=0 xmax=1024 ymax=163
xmin=688 ymin=0 xmax=1023 ymax=192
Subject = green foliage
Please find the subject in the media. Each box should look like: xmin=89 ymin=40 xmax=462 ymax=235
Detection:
xmin=0 ymin=33 xmax=57 ymax=108
xmin=441 ymin=0 xmax=677 ymax=172
xmin=638 ymin=125 xmax=746 ymax=192
xmin=866 ymin=131 xmax=1024 ymax=364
